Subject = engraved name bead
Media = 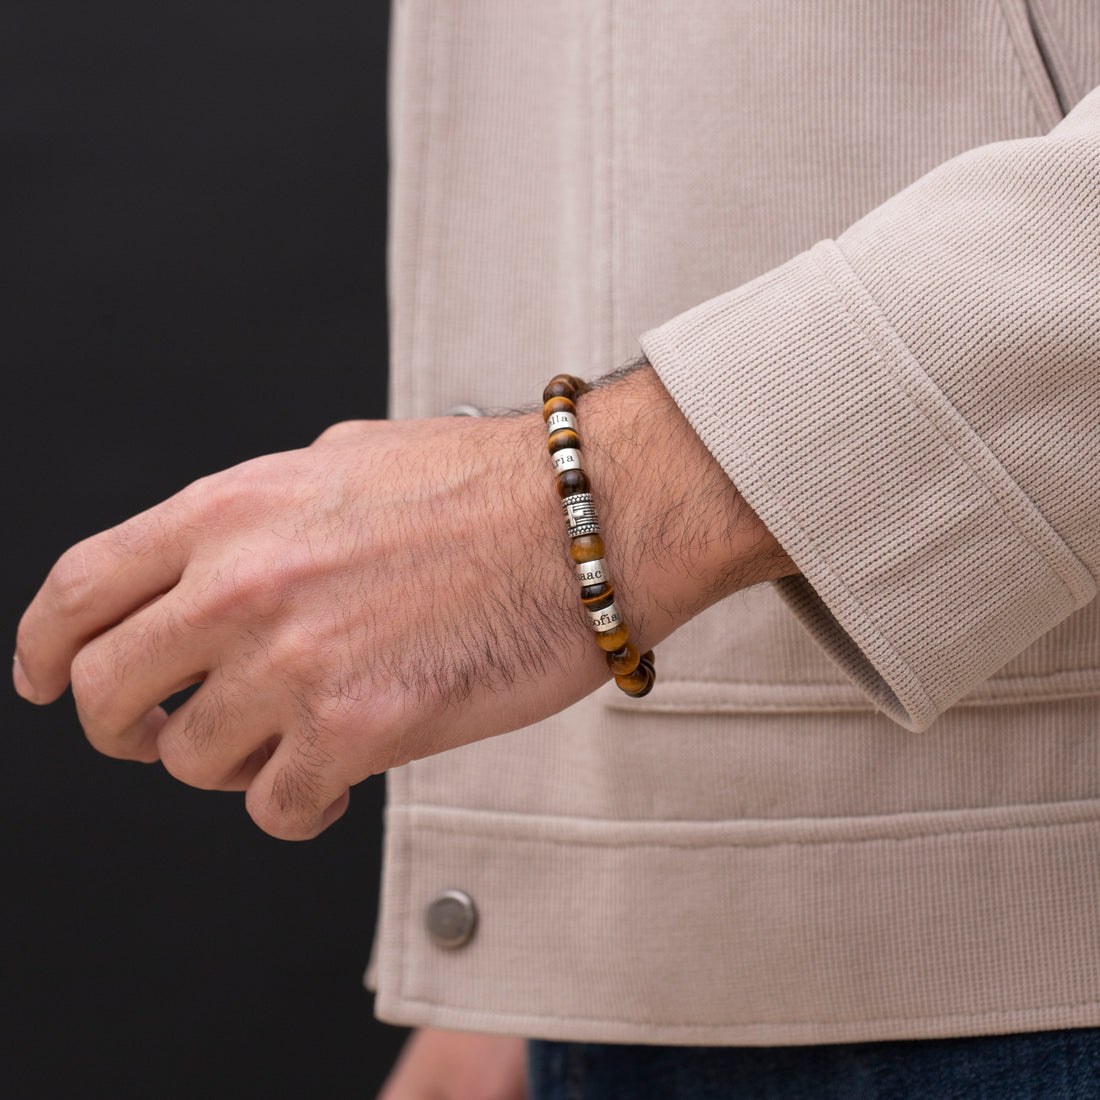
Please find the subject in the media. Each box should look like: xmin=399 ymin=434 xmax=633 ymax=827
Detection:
xmin=541 ymin=372 xmax=654 ymax=698
xmin=574 ymin=558 xmax=607 ymax=585
xmin=546 ymin=411 xmax=578 ymax=435
xmin=586 ymin=602 xmax=623 ymax=631
xmin=552 ymin=447 xmax=583 ymax=473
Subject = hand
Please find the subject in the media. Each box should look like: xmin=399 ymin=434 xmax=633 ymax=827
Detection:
xmin=377 ymin=1029 xmax=527 ymax=1100
xmin=14 ymin=369 xmax=792 ymax=839
xmin=13 ymin=412 xmax=582 ymax=838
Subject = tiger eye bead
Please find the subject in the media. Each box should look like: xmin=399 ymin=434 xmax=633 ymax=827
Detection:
xmin=606 ymin=643 xmax=640 ymax=677
xmin=543 ymin=375 xmax=581 ymax=403
xmin=594 ymin=622 xmax=630 ymax=652
xmin=547 ymin=428 xmax=581 ymax=453
xmin=542 ymin=396 xmax=576 ymax=422
xmin=569 ymin=533 xmax=605 ymax=563
xmin=581 ymin=583 xmax=615 ymax=611
xmin=581 ymin=580 xmax=610 ymax=601
xmin=542 ymin=373 xmax=655 ymax=697
xmin=615 ymin=662 xmax=655 ymax=697
xmin=556 ymin=468 xmax=590 ymax=498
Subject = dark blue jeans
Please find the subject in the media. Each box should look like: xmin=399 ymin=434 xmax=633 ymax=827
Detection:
xmin=528 ymin=1029 xmax=1100 ymax=1099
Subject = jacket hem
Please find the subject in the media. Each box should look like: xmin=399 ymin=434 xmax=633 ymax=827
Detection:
xmin=372 ymin=798 xmax=1100 ymax=1046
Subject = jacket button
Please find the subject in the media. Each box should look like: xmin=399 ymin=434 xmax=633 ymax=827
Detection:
xmin=444 ymin=404 xmax=483 ymax=418
xmin=425 ymin=889 xmax=478 ymax=949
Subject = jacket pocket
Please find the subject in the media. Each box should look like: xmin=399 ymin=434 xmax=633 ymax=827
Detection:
xmin=999 ymin=0 xmax=1069 ymax=123
xmin=604 ymin=591 xmax=1100 ymax=716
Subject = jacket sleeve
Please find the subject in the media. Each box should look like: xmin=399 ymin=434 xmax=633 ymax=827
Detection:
xmin=641 ymin=85 xmax=1100 ymax=733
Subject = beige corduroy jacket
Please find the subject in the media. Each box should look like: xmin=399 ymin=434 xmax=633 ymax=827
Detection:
xmin=371 ymin=0 xmax=1100 ymax=1046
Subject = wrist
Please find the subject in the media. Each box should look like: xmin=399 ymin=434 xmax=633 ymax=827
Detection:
xmin=575 ymin=366 xmax=794 ymax=652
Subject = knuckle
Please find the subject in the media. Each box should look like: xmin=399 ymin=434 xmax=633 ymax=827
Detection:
xmin=305 ymin=689 xmax=356 ymax=742
xmin=158 ymin=694 xmax=236 ymax=789
xmin=48 ymin=541 xmax=101 ymax=617
xmin=313 ymin=420 xmax=365 ymax=446
xmin=178 ymin=689 xmax=226 ymax=753
xmin=245 ymin=630 xmax=337 ymax=717
xmin=69 ymin=646 xmax=117 ymax=729
xmin=246 ymin=784 xmax=322 ymax=842
xmin=178 ymin=459 xmax=268 ymax=530
xmin=13 ymin=616 xmax=36 ymax=669
xmin=193 ymin=555 xmax=291 ymax=629
xmin=245 ymin=750 xmax=333 ymax=841
xmin=158 ymin=737 xmax=224 ymax=790
xmin=266 ymin=623 xmax=328 ymax=687
xmin=175 ymin=471 xmax=219 ymax=515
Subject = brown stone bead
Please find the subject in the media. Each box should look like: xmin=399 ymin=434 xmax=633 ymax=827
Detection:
xmin=580 ymin=580 xmax=610 ymax=601
xmin=581 ymin=583 xmax=615 ymax=611
xmin=542 ymin=395 xmax=576 ymax=422
xmin=606 ymin=642 xmax=640 ymax=677
xmin=616 ymin=663 xmax=655 ymax=697
xmin=639 ymin=650 xmax=656 ymax=670
xmin=594 ymin=622 xmax=630 ymax=652
xmin=547 ymin=428 xmax=581 ymax=454
xmin=556 ymin=468 xmax=590 ymax=498
xmin=569 ymin=533 xmax=605 ymax=563
xmin=543 ymin=375 xmax=581 ymax=403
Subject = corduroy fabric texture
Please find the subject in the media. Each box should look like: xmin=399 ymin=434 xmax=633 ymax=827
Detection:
xmin=373 ymin=0 xmax=1100 ymax=1045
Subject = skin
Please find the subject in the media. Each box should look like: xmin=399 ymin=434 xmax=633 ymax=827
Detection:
xmin=14 ymin=367 xmax=795 ymax=1088
xmin=15 ymin=367 xmax=792 ymax=837
xmin=377 ymin=1030 xmax=528 ymax=1100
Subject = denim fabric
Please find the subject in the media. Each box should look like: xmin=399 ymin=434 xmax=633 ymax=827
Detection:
xmin=527 ymin=1029 xmax=1100 ymax=1099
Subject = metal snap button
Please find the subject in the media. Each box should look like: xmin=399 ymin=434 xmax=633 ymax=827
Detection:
xmin=425 ymin=889 xmax=478 ymax=949
xmin=444 ymin=404 xmax=483 ymax=418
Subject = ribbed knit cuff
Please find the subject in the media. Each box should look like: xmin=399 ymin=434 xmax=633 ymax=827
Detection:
xmin=642 ymin=241 xmax=1093 ymax=731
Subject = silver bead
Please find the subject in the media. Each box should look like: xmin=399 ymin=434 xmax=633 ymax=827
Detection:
xmin=574 ymin=558 xmax=608 ymax=586
xmin=587 ymin=602 xmax=623 ymax=632
xmin=546 ymin=410 xmax=578 ymax=435
xmin=551 ymin=448 xmax=583 ymax=473
xmin=563 ymin=493 xmax=600 ymax=536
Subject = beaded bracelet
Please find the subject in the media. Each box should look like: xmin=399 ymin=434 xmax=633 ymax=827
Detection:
xmin=542 ymin=373 xmax=656 ymax=698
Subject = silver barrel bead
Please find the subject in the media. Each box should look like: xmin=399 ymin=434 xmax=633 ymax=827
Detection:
xmin=574 ymin=558 xmax=608 ymax=586
xmin=546 ymin=410 xmax=578 ymax=435
xmin=563 ymin=492 xmax=600 ymax=537
xmin=551 ymin=447 xmax=583 ymax=474
xmin=587 ymin=603 xmax=623 ymax=632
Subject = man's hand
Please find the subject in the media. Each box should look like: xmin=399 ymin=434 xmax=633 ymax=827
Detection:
xmin=377 ymin=1029 xmax=527 ymax=1100
xmin=14 ymin=369 xmax=792 ymax=839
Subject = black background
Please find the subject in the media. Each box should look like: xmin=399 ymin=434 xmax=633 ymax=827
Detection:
xmin=4 ymin=3 xmax=406 ymax=1095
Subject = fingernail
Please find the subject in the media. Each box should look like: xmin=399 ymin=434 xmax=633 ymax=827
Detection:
xmin=12 ymin=655 xmax=39 ymax=703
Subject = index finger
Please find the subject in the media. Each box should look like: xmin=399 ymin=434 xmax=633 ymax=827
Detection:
xmin=14 ymin=504 xmax=190 ymax=704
